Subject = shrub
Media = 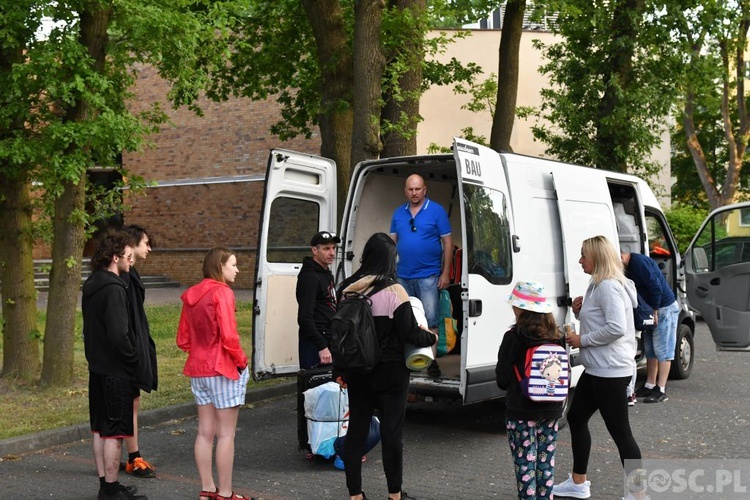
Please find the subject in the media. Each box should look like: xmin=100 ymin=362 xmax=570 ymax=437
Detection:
xmin=665 ymin=204 xmax=710 ymax=255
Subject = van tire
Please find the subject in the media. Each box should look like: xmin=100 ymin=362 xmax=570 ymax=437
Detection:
xmin=669 ymin=324 xmax=694 ymax=380
xmin=558 ymin=387 xmax=575 ymax=429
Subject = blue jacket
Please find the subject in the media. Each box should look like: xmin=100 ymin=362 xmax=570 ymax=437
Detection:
xmin=625 ymin=253 xmax=675 ymax=309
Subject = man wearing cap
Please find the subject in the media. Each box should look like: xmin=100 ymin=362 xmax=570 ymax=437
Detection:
xmin=390 ymin=174 xmax=452 ymax=377
xmin=296 ymin=230 xmax=340 ymax=369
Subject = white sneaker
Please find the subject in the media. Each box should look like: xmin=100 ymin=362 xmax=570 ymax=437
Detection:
xmin=553 ymin=473 xmax=591 ymax=499
xmin=622 ymin=493 xmax=650 ymax=500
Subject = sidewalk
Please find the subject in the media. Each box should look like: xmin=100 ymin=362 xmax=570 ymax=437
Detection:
xmin=0 ymin=380 xmax=295 ymax=458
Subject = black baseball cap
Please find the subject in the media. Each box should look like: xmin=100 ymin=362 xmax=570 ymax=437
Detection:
xmin=310 ymin=231 xmax=341 ymax=246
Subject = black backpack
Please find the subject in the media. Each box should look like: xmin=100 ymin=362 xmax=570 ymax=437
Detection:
xmin=330 ymin=283 xmax=388 ymax=373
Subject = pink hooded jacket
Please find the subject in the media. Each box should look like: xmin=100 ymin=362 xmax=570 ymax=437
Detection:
xmin=177 ymin=279 xmax=248 ymax=380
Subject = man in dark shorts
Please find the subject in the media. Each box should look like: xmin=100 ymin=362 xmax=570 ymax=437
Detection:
xmin=121 ymin=225 xmax=158 ymax=478
xmin=82 ymin=230 xmax=147 ymax=500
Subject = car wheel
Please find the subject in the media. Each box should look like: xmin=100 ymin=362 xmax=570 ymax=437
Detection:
xmin=558 ymin=387 xmax=575 ymax=429
xmin=669 ymin=323 xmax=694 ymax=380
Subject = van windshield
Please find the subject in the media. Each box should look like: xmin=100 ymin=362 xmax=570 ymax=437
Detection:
xmin=463 ymin=184 xmax=512 ymax=285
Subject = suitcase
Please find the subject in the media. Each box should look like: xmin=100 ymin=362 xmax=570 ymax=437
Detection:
xmin=296 ymin=366 xmax=333 ymax=453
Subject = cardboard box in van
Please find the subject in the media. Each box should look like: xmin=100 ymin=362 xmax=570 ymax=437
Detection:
xmin=252 ymin=138 xmax=696 ymax=409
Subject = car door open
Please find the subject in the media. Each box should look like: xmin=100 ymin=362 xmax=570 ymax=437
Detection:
xmin=685 ymin=202 xmax=750 ymax=351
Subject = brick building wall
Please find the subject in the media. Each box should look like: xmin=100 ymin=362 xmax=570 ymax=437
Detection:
xmin=122 ymin=64 xmax=322 ymax=288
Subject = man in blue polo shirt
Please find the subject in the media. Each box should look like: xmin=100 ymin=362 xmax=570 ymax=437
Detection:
xmin=390 ymin=174 xmax=452 ymax=377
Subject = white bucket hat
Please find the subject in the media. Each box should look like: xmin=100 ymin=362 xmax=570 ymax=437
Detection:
xmin=507 ymin=280 xmax=554 ymax=314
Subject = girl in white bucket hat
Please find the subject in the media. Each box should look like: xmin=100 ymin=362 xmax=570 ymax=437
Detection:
xmin=496 ymin=280 xmax=563 ymax=499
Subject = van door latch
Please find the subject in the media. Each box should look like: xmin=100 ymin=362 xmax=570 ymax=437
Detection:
xmin=469 ymin=299 xmax=483 ymax=317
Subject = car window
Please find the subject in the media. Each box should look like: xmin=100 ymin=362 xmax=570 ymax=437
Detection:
xmin=692 ymin=206 xmax=750 ymax=272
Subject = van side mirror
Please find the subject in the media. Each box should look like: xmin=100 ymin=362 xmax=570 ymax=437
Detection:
xmin=692 ymin=247 xmax=708 ymax=272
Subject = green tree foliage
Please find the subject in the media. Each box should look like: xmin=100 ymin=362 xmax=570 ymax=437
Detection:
xmin=665 ymin=204 xmax=710 ymax=254
xmin=522 ymin=0 xmax=676 ymax=177
xmin=669 ymin=0 xmax=750 ymax=210
xmin=208 ymin=0 xmax=483 ymax=197
xmin=670 ymin=101 xmax=750 ymax=211
xmin=0 ymin=0 xmax=229 ymax=384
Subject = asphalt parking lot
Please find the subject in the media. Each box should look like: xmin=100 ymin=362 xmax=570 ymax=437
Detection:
xmin=2 ymin=319 xmax=749 ymax=499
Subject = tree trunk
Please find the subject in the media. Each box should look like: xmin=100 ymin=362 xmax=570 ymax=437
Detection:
xmin=595 ymin=0 xmax=645 ymax=172
xmin=0 ymin=39 xmax=39 ymax=380
xmin=351 ymin=0 xmax=386 ymax=167
xmin=685 ymin=14 xmax=749 ymax=212
xmin=683 ymin=89 xmax=720 ymax=209
xmin=301 ymin=0 xmax=354 ymax=222
xmin=41 ymin=178 xmax=87 ymax=385
xmin=41 ymin=2 xmax=111 ymax=386
xmin=381 ymin=0 xmax=425 ymax=158
xmin=490 ymin=0 xmax=525 ymax=153
xmin=719 ymin=16 xmax=750 ymax=208
xmin=0 ymin=175 xmax=40 ymax=380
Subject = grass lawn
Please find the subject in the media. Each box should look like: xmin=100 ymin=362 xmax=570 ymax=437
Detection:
xmin=0 ymin=301 xmax=281 ymax=441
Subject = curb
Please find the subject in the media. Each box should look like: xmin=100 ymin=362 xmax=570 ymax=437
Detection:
xmin=0 ymin=380 xmax=296 ymax=459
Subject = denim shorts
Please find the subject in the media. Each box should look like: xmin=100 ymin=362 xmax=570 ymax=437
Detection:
xmin=398 ymin=275 xmax=439 ymax=329
xmin=190 ymin=367 xmax=250 ymax=409
xmin=643 ymin=300 xmax=679 ymax=361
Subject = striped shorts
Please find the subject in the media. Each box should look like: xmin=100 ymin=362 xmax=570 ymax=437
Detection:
xmin=190 ymin=367 xmax=250 ymax=409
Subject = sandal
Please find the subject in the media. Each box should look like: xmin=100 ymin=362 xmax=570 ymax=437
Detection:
xmin=199 ymin=490 xmax=217 ymax=500
xmin=216 ymin=493 xmax=246 ymax=500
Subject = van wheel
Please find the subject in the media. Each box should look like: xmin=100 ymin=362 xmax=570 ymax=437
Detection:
xmin=669 ymin=324 xmax=694 ymax=380
xmin=558 ymin=387 xmax=575 ymax=429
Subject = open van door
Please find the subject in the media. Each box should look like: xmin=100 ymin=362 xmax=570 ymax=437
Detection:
xmin=252 ymin=150 xmax=337 ymax=379
xmin=684 ymin=202 xmax=750 ymax=351
xmin=453 ymin=138 xmax=515 ymax=403
xmin=552 ymin=172 xmax=619 ymax=307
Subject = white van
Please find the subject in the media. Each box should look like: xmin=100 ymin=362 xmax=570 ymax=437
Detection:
xmin=252 ymin=138 xmax=695 ymax=406
xmin=684 ymin=201 xmax=750 ymax=351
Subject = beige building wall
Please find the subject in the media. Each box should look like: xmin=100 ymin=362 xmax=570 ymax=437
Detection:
xmin=418 ymin=29 xmax=555 ymax=156
xmin=417 ymin=29 xmax=672 ymax=204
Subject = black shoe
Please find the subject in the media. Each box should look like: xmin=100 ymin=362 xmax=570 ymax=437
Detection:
xmin=397 ymin=492 xmax=416 ymax=500
xmin=98 ymin=484 xmax=148 ymax=500
xmin=122 ymin=485 xmax=138 ymax=495
xmin=427 ymin=360 xmax=441 ymax=378
xmin=634 ymin=385 xmax=656 ymax=398
xmin=644 ymin=390 xmax=668 ymax=403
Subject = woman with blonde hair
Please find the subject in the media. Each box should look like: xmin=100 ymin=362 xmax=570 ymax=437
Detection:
xmin=553 ymin=236 xmax=644 ymax=500
xmin=177 ymin=247 xmax=249 ymax=500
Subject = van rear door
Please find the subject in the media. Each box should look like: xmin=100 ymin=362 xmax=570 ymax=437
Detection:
xmin=684 ymin=202 xmax=750 ymax=351
xmin=552 ymin=171 xmax=619 ymax=305
xmin=453 ymin=138 xmax=515 ymax=403
xmin=252 ymin=150 xmax=337 ymax=379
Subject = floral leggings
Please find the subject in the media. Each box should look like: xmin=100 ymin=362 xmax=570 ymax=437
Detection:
xmin=505 ymin=418 xmax=558 ymax=499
